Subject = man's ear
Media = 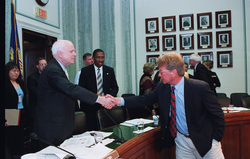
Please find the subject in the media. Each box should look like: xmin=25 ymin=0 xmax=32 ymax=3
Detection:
xmin=36 ymin=65 xmax=39 ymax=69
xmin=171 ymin=69 xmax=177 ymax=77
xmin=57 ymin=51 xmax=63 ymax=57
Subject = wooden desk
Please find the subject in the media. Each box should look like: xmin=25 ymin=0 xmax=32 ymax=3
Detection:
xmin=221 ymin=111 xmax=250 ymax=159
xmin=114 ymin=111 xmax=250 ymax=159
xmin=114 ymin=127 xmax=175 ymax=159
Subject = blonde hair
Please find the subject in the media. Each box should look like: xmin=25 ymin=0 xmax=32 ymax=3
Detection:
xmin=156 ymin=52 xmax=185 ymax=76
xmin=143 ymin=62 xmax=155 ymax=74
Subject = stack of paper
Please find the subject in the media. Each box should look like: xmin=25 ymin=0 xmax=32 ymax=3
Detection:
xmin=120 ymin=118 xmax=154 ymax=127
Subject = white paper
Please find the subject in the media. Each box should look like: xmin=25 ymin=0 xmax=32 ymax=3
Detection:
xmin=22 ymin=144 xmax=114 ymax=159
xmin=133 ymin=126 xmax=155 ymax=134
xmin=102 ymin=138 xmax=115 ymax=145
xmin=60 ymin=136 xmax=95 ymax=148
xmin=222 ymin=107 xmax=249 ymax=113
xmin=123 ymin=118 xmax=154 ymax=125
xmin=21 ymin=153 xmax=60 ymax=159
xmin=22 ymin=131 xmax=115 ymax=159
xmin=73 ymin=131 xmax=113 ymax=139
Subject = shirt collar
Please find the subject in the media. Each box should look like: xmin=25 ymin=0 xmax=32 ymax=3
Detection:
xmin=94 ymin=64 xmax=103 ymax=72
xmin=55 ymin=58 xmax=67 ymax=72
xmin=194 ymin=62 xmax=199 ymax=70
xmin=171 ymin=76 xmax=184 ymax=91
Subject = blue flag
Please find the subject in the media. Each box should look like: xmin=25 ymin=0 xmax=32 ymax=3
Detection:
xmin=9 ymin=1 xmax=23 ymax=80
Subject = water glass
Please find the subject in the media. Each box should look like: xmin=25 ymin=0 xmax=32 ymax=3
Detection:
xmin=137 ymin=121 xmax=144 ymax=133
xmin=94 ymin=133 xmax=103 ymax=144
xmin=229 ymin=104 xmax=234 ymax=112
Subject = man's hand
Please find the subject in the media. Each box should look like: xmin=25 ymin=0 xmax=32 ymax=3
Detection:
xmin=97 ymin=95 xmax=115 ymax=109
xmin=105 ymin=94 xmax=121 ymax=106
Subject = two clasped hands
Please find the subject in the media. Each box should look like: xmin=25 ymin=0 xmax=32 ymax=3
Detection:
xmin=97 ymin=94 xmax=121 ymax=109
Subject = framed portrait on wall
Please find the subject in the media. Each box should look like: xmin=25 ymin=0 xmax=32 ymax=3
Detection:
xmin=146 ymin=36 xmax=159 ymax=52
xmin=147 ymin=55 xmax=159 ymax=69
xmin=215 ymin=10 xmax=231 ymax=28
xmin=179 ymin=14 xmax=194 ymax=31
xmin=217 ymin=51 xmax=232 ymax=68
xmin=198 ymin=52 xmax=213 ymax=63
xmin=145 ymin=18 xmax=159 ymax=34
xmin=180 ymin=34 xmax=194 ymax=50
xmin=197 ymin=12 xmax=212 ymax=29
xmin=162 ymin=35 xmax=176 ymax=51
xmin=197 ymin=32 xmax=212 ymax=49
xmin=180 ymin=53 xmax=194 ymax=69
xmin=162 ymin=16 xmax=176 ymax=32
xmin=216 ymin=30 xmax=232 ymax=48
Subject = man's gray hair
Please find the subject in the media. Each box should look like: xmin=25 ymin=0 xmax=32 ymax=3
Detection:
xmin=189 ymin=54 xmax=201 ymax=62
xmin=51 ymin=40 xmax=69 ymax=56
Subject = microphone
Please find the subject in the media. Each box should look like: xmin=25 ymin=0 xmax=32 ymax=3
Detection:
xmin=30 ymin=133 xmax=76 ymax=159
xmin=103 ymin=109 xmax=127 ymax=144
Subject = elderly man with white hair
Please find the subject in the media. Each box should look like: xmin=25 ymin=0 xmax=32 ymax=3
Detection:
xmin=189 ymin=53 xmax=216 ymax=95
xmin=32 ymin=40 xmax=114 ymax=152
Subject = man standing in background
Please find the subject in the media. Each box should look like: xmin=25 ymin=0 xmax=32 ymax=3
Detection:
xmin=79 ymin=49 xmax=119 ymax=130
xmin=189 ymin=53 xmax=216 ymax=95
xmin=27 ymin=57 xmax=47 ymax=131
xmin=74 ymin=53 xmax=93 ymax=84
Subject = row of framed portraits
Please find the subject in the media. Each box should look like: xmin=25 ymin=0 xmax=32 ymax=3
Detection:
xmin=146 ymin=10 xmax=231 ymax=33
xmin=146 ymin=30 xmax=231 ymax=52
xmin=147 ymin=51 xmax=233 ymax=69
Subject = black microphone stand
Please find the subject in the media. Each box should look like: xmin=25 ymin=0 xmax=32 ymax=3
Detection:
xmin=30 ymin=133 xmax=76 ymax=159
xmin=104 ymin=109 xmax=127 ymax=144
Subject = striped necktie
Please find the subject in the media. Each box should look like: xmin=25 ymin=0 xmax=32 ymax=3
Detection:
xmin=97 ymin=68 xmax=104 ymax=95
xmin=170 ymin=86 xmax=177 ymax=138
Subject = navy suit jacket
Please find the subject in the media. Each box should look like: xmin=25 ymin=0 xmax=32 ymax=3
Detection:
xmin=123 ymin=78 xmax=224 ymax=157
xmin=34 ymin=58 xmax=98 ymax=146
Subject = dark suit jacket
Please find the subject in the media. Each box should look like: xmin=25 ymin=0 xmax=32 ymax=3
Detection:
xmin=34 ymin=58 xmax=98 ymax=147
xmin=194 ymin=63 xmax=216 ymax=94
xmin=79 ymin=64 xmax=119 ymax=130
xmin=79 ymin=64 xmax=118 ymax=110
xmin=27 ymin=71 xmax=40 ymax=119
xmin=123 ymin=78 xmax=225 ymax=157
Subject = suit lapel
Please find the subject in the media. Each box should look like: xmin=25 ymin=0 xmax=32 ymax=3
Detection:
xmin=52 ymin=58 xmax=68 ymax=80
xmin=102 ymin=65 xmax=107 ymax=85
xmin=160 ymin=84 xmax=171 ymax=123
xmin=90 ymin=65 xmax=97 ymax=88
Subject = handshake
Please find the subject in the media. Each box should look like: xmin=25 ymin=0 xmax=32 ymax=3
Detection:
xmin=97 ymin=94 xmax=121 ymax=109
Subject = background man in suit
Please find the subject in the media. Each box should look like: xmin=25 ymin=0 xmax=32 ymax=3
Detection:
xmin=74 ymin=53 xmax=93 ymax=84
xmin=189 ymin=53 xmax=216 ymax=95
xmin=27 ymin=57 xmax=47 ymax=131
xmin=109 ymin=52 xmax=225 ymax=158
xmin=79 ymin=49 xmax=119 ymax=130
xmin=33 ymin=40 xmax=113 ymax=151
